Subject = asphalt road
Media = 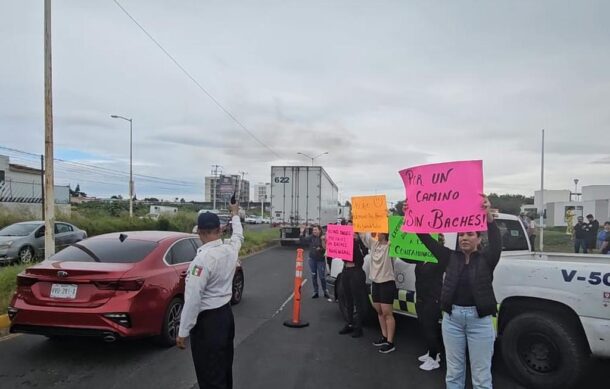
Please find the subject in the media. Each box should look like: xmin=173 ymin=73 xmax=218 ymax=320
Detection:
xmin=1 ymin=246 xmax=608 ymax=388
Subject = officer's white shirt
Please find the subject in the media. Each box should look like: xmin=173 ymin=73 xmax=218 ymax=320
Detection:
xmin=178 ymin=215 xmax=244 ymax=338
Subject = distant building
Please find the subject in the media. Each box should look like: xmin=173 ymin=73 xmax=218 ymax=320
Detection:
xmin=204 ymin=174 xmax=250 ymax=204
xmin=522 ymin=186 xmax=610 ymax=227
xmin=253 ymin=183 xmax=271 ymax=203
xmin=0 ymin=154 xmax=69 ymax=204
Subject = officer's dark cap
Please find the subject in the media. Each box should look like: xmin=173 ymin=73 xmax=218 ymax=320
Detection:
xmin=198 ymin=212 xmax=220 ymax=230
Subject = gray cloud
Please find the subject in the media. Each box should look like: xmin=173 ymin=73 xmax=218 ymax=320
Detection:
xmin=1 ymin=0 xmax=609 ymax=201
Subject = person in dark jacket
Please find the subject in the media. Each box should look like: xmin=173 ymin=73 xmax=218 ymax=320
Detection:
xmin=573 ymin=216 xmax=590 ymax=253
xmin=416 ymin=196 xmax=501 ymax=389
xmin=586 ymin=214 xmax=600 ymax=251
xmin=300 ymin=224 xmax=329 ymax=299
xmin=338 ymin=221 xmax=369 ymax=338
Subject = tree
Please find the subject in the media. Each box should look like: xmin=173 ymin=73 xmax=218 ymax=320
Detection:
xmin=180 ymin=198 xmax=186 ymax=203
xmin=393 ymin=200 xmax=405 ymax=216
xmin=75 ymin=184 xmax=80 ymax=194
xmin=487 ymin=193 xmax=533 ymax=215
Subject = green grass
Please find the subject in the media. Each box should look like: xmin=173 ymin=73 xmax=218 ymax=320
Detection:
xmin=534 ymin=228 xmax=575 ymax=253
xmin=0 ymin=263 xmax=29 ymax=315
xmin=240 ymin=228 xmax=279 ymax=256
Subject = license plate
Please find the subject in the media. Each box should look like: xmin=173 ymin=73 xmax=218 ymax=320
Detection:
xmin=50 ymin=284 xmax=78 ymax=299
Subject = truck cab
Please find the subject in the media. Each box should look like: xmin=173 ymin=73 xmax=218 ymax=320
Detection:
xmin=327 ymin=213 xmax=610 ymax=389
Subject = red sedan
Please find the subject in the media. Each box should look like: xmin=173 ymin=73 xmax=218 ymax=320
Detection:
xmin=8 ymin=231 xmax=244 ymax=346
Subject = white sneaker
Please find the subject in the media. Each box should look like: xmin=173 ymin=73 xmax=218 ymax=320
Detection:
xmin=419 ymin=357 xmax=441 ymax=371
xmin=417 ymin=351 xmax=430 ymax=362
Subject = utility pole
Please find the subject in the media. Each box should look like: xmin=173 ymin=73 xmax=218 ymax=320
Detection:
xmin=211 ymin=165 xmax=222 ymax=211
xmin=40 ymin=154 xmax=45 ymax=220
xmin=237 ymin=171 xmax=247 ymax=204
xmin=539 ymin=129 xmax=545 ymax=252
xmin=44 ymin=0 xmax=56 ymax=258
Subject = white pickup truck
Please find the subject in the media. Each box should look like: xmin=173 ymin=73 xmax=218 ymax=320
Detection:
xmin=327 ymin=213 xmax=610 ymax=389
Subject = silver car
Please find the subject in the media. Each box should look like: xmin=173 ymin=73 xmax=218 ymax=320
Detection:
xmin=0 ymin=221 xmax=87 ymax=264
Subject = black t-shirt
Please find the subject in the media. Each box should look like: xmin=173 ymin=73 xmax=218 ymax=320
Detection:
xmin=453 ymin=263 xmax=476 ymax=307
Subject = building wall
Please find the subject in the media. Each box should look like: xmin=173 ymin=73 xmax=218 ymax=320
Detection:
xmin=582 ymin=185 xmax=610 ymax=202
xmin=1 ymin=155 xmax=69 ymax=204
xmin=204 ymin=175 xmax=250 ymax=204
xmin=253 ymin=183 xmax=271 ymax=202
xmin=534 ymin=190 xmax=571 ymax=209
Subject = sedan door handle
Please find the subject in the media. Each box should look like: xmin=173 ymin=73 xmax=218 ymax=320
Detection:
xmin=180 ymin=271 xmax=187 ymax=278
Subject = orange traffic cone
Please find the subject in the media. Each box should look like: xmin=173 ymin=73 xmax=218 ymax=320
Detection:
xmin=283 ymin=248 xmax=309 ymax=328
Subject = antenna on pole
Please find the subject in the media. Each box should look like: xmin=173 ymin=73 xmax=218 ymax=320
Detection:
xmin=539 ymin=129 xmax=545 ymax=252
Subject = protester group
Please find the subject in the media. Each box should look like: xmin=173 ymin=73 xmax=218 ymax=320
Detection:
xmin=177 ymin=159 xmax=609 ymax=389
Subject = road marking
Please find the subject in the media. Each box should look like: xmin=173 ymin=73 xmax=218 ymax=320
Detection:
xmin=272 ymin=279 xmax=308 ymax=319
xmin=0 ymin=333 xmax=20 ymax=342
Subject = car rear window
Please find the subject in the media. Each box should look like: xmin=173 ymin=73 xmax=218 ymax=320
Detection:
xmin=51 ymin=239 xmax=158 ymax=263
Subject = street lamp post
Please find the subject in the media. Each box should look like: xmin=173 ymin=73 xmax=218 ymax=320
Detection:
xmin=111 ymin=114 xmax=134 ymax=218
xmin=297 ymin=151 xmax=329 ymax=166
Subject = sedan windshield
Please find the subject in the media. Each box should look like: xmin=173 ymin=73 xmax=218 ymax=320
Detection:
xmin=0 ymin=223 xmax=40 ymax=237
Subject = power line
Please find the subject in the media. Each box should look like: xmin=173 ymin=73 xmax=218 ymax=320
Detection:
xmin=112 ymin=0 xmax=282 ymax=160
xmin=0 ymin=145 xmax=200 ymax=188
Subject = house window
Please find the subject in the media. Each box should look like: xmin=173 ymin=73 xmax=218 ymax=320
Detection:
xmin=0 ymin=170 xmax=4 ymax=183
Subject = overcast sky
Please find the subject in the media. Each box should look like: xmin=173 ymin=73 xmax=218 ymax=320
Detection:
xmin=1 ymin=0 xmax=609 ymax=202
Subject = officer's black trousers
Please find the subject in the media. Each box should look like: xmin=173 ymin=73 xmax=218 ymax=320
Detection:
xmin=190 ymin=303 xmax=235 ymax=389
xmin=416 ymin=298 xmax=442 ymax=359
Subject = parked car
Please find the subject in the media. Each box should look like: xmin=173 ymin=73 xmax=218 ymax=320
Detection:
xmin=8 ymin=230 xmax=245 ymax=346
xmin=245 ymin=215 xmax=263 ymax=224
xmin=0 ymin=221 xmax=87 ymax=264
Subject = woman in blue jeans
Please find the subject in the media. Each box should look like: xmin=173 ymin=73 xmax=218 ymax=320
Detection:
xmin=417 ymin=196 xmax=502 ymax=389
xmin=300 ymin=224 xmax=329 ymax=299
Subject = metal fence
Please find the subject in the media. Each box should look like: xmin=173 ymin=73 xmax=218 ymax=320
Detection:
xmin=0 ymin=179 xmax=70 ymax=204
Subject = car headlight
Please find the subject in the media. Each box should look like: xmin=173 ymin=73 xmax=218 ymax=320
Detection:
xmin=0 ymin=240 xmax=14 ymax=249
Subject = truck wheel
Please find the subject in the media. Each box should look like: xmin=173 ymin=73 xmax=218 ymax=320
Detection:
xmin=501 ymin=312 xmax=589 ymax=389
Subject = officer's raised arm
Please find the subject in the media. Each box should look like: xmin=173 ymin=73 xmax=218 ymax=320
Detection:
xmin=228 ymin=201 xmax=244 ymax=255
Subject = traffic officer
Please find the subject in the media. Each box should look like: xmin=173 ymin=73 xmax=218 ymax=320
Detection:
xmin=176 ymin=200 xmax=243 ymax=389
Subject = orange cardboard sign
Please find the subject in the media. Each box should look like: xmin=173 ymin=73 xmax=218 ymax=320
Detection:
xmin=351 ymin=195 xmax=388 ymax=233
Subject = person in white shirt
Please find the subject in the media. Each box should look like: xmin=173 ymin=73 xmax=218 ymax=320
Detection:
xmin=176 ymin=201 xmax=243 ymax=389
xmin=359 ymin=232 xmax=397 ymax=354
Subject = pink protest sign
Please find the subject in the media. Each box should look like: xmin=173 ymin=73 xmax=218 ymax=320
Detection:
xmin=326 ymin=224 xmax=354 ymax=261
xmin=398 ymin=160 xmax=486 ymax=233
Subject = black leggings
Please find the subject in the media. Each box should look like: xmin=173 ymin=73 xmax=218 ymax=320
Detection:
xmin=416 ymin=298 xmax=442 ymax=359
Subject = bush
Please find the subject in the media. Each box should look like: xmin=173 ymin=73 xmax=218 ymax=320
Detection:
xmin=0 ymin=263 xmax=29 ymax=315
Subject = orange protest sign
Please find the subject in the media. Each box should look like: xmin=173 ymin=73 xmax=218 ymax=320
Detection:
xmin=351 ymin=195 xmax=388 ymax=233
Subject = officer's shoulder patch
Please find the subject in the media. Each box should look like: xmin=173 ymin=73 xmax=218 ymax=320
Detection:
xmin=191 ymin=265 xmax=203 ymax=277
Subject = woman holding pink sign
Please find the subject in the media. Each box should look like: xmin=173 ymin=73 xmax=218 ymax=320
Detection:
xmin=416 ymin=196 xmax=501 ymax=389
